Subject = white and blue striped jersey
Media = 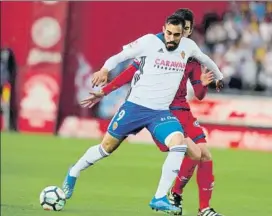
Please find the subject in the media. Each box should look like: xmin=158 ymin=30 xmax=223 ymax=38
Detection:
xmin=103 ymin=34 xmax=223 ymax=110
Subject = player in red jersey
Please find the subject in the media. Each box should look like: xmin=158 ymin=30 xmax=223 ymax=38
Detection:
xmin=85 ymin=9 xmax=224 ymax=216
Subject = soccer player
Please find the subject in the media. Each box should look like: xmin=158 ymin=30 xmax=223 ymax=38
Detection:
xmin=86 ymin=9 xmax=224 ymax=216
xmin=63 ymin=14 xmax=223 ymax=215
xmin=167 ymin=10 xmax=223 ymax=216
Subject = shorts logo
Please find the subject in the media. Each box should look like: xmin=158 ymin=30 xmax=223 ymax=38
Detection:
xmin=193 ymin=121 xmax=200 ymax=127
xmin=161 ymin=116 xmax=176 ymax=121
xmin=112 ymin=122 xmax=118 ymax=130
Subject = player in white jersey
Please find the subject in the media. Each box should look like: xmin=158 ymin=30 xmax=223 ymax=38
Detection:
xmin=62 ymin=14 xmax=223 ymax=215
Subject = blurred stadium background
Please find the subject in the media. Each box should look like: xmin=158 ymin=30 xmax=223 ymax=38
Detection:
xmin=1 ymin=1 xmax=272 ymax=216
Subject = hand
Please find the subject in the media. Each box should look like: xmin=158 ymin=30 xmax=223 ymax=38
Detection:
xmin=80 ymin=90 xmax=105 ymax=108
xmin=215 ymin=79 xmax=224 ymax=92
xmin=200 ymin=67 xmax=214 ymax=86
xmin=91 ymin=68 xmax=109 ymax=88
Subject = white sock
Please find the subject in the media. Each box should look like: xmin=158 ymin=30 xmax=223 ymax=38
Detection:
xmin=69 ymin=144 xmax=110 ymax=177
xmin=155 ymin=145 xmax=187 ymax=199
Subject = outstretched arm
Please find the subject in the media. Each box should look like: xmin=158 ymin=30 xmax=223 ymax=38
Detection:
xmin=190 ymin=41 xmax=223 ymax=80
xmin=102 ymin=61 xmax=139 ymax=95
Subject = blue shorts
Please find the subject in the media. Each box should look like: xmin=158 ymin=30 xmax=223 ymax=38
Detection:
xmin=108 ymin=101 xmax=184 ymax=145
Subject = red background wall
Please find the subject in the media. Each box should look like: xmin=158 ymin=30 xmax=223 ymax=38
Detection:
xmin=1 ymin=1 xmax=227 ymax=70
xmin=1 ymin=1 xmax=228 ymax=130
xmin=68 ymin=1 xmax=227 ymax=69
xmin=0 ymin=1 xmax=33 ymax=66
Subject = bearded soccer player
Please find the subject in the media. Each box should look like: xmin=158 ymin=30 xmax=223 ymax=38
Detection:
xmin=86 ymin=9 xmax=224 ymax=216
xmin=63 ymin=14 xmax=223 ymax=215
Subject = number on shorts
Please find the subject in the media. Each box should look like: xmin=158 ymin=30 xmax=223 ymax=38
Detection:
xmin=116 ymin=110 xmax=126 ymax=121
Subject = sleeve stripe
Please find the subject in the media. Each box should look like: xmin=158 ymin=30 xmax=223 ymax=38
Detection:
xmin=191 ymin=80 xmax=201 ymax=85
xmin=192 ymin=134 xmax=206 ymax=142
xmin=132 ymin=61 xmax=140 ymax=69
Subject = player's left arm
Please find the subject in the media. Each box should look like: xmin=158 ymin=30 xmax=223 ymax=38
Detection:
xmin=190 ymin=40 xmax=224 ymax=81
xmin=188 ymin=61 xmax=208 ymax=100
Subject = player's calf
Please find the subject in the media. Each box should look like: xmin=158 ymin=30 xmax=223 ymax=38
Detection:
xmin=171 ymin=156 xmax=198 ymax=208
xmin=153 ymin=131 xmax=187 ymax=197
xmin=62 ymin=133 xmax=122 ymax=199
xmin=69 ymin=133 xmax=120 ymax=177
xmin=196 ymin=143 xmax=216 ymax=213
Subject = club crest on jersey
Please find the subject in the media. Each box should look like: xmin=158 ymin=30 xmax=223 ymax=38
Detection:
xmin=112 ymin=122 xmax=118 ymax=130
xmin=181 ymin=51 xmax=186 ymax=59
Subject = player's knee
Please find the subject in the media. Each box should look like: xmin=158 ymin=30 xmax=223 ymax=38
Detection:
xmin=198 ymin=142 xmax=212 ymax=161
xmin=165 ymin=132 xmax=185 ymax=148
xmin=101 ymin=132 xmax=122 ymax=153
xmin=191 ymin=154 xmax=201 ymax=160
xmin=201 ymin=151 xmax=212 ymax=161
xmin=186 ymin=138 xmax=201 ymax=160
xmin=188 ymin=147 xmax=201 ymax=160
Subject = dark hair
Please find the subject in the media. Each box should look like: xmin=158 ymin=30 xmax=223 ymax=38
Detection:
xmin=173 ymin=8 xmax=194 ymax=28
xmin=165 ymin=14 xmax=185 ymax=28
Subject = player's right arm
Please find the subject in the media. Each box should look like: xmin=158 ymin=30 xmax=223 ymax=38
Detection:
xmin=102 ymin=61 xmax=139 ymax=95
xmin=188 ymin=61 xmax=208 ymax=100
xmin=92 ymin=34 xmax=152 ymax=87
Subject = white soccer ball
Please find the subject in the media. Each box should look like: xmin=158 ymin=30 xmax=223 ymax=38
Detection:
xmin=39 ymin=186 xmax=66 ymax=211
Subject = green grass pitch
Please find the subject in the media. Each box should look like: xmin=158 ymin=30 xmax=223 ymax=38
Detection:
xmin=1 ymin=132 xmax=272 ymax=216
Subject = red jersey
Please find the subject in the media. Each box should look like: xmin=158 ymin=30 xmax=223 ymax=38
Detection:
xmin=170 ymin=59 xmax=207 ymax=109
xmin=102 ymin=59 xmax=207 ymax=109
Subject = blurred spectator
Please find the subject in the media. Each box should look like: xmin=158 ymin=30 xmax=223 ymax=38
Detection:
xmin=194 ymin=1 xmax=272 ymax=94
xmin=0 ymin=48 xmax=17 ymax=130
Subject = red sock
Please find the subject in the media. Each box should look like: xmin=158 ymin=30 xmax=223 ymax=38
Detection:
xmin=197 ymin=160 xmax=215 ymax=210
xmin=172 ymin=156 xmax=198 ymax=195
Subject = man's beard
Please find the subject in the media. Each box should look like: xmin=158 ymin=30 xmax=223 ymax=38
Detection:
xmin=166 ymin=42 xmax=178 ymax=51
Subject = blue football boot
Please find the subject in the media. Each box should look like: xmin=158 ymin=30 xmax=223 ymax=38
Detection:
xmin=62 ymin=168 xmax=77 ymax=199
xmin=149 ymin=195 xmax=182 ymax=215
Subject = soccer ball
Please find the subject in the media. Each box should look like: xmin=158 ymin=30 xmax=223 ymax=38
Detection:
xmin=39 ymin=186 xmax=66 ymax=211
